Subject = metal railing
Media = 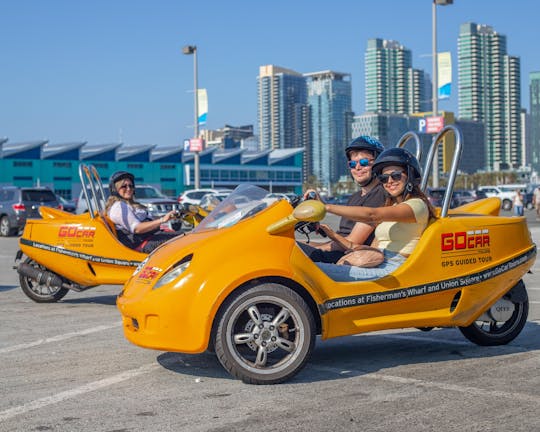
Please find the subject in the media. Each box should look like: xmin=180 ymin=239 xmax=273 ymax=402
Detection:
xmin=396 ymin=131 xmax=422 ymax=161
xmin=420 ymin=125 xmax=463 ymax=217
xmin=78 ymin=164 xmax=108 ymax=219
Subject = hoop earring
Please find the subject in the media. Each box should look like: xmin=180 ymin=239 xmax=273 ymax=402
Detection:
xmin=406 ymin=182 xmax=413 ymax=192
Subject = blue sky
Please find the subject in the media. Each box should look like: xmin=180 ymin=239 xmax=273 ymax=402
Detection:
xmin=2 ymin=0 xmax=539 ymax=147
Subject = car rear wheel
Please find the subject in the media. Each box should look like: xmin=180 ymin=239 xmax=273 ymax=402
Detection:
xmin=0 ymin=216 xmax=16 ymax=237
xmin=502 ymin=199 xmax=512 ymax=211
xmin=459 ymin=291 xmax=528 ymax=346
xmin=19 ymin=257 xmax=70 ymax=303
xmin=214 ymin=283 xmax=316 ymax=384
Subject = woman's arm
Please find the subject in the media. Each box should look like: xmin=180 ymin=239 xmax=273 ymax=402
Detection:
xmin=134 ymin=210 xmax=177 ymax=234
xmin=326 ymin=201 xmax=417 ymax=224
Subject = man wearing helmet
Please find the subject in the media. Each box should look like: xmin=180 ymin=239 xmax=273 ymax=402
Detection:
xmin=316 ymin=147 xmax=436 ymax=281
xmin=299 ymin=136 xmax=387 ymax=263
xmin=106 ymin=171 xmax=179 ymax=253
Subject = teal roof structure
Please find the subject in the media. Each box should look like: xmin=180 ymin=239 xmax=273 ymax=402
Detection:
xmin=80 ymin=143 xmax=122 ymax=161
xmin=43 ymin=142 xmax=87 ymax=160
xmin=3 ymin=140 xmax=48 ymax=159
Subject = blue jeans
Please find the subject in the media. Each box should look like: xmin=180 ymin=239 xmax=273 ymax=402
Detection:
xmin=514 ymin=205 xmax=524 ymax=216
xmin=316 ymin=249 xmax=407 ymax=282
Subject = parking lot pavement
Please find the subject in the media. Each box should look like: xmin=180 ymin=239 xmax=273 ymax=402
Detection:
xmin=1 ymin=217 xmax=540 ymax=431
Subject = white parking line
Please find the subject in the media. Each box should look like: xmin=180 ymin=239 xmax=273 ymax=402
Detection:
xmin=0 ymin=323 xmax=121 ymax=354
xmin=310 ymin=365 xmax=540 ymax=404
xmin=0 ymin=360 xmax=172 ymax=422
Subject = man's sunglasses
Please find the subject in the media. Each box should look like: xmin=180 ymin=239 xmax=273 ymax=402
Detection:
xmin=348 ymin=158 xmax=371 ymax=169
xmin=378 ymin=171 xmax=405 ymax=184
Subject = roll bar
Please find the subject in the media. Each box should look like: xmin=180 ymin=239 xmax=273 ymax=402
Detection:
xmin=396 ymin=131 xmax=422 ymax=161
xmin=420 ymin=125 xmax=463 ymax=217
xmin=78 ymin=164 xmax=108 ymax=218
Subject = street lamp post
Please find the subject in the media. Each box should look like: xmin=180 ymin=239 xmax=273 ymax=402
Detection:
xmin=432 ymin=0 xmax=453 ymax=187
xmin=183 ymin=45 xmax=200 ymax=189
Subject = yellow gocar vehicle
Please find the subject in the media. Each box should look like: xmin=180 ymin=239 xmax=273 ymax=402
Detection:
xmin=117 ymin=126 xmax=536 ymax=384
xmin=15 ymin=164 xmax=199 ymax=302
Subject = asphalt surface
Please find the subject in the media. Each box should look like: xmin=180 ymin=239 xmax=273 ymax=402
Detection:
xmin=1 ymin=209 xmax=540 ymax=431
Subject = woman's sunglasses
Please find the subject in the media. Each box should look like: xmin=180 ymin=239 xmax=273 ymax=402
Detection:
xmin=119 ymin=184 xmax=134 ymax=190
xmin=348 ymin=158 xmax=371 ymax=169
xmin=378 ymin=171 xmax=405 ymax=184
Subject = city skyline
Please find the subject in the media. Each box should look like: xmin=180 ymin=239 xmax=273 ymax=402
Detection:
xmin=2 ymin=0 xmax=539 ymax=147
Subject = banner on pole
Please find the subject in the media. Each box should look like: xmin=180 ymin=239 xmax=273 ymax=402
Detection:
xmin=197 ymin=89 xmax=208 ymax=126
xmin=438 ymin=52 xmax=452 ymax=100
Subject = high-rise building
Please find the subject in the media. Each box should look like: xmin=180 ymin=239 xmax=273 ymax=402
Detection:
xmin=304 ymin=70 xmax=353 ymax=185
xmin=458 ymin=23 xmax=522 ymax=171
xmin=257 ymin=65 xmax=310 ymax=152
xmin=530 ymin=72 xmax=540 ymax=173
xmin=365 ymin=38 xmax=431 ymax=114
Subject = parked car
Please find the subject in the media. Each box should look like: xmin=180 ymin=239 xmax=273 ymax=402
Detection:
xmin=265 ymin=193 xmax=292 ymax=203
xmin=57 ymin=195 xmax=76 ymax=213
xmin=0 ymin=186 xmax=61 ymax=236
xmin=477 ymin=185 xmax=526 ymax=211
xmin=474 ymin=189 xmax=488 ymax=200
xmin=452 ymin=189 xmax=476 ymax=207
xmin=178 ymin=188 xmax=233 ymax=206
xmin=426 ymin=187 xmax=447 ymax=208
xmin=199 ymin=192 xmax=232 ymax=211
xmin=76 ymin=184 xmax=180 ymax=219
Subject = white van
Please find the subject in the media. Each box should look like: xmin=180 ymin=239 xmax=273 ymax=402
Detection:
xmin=477 ymin=184 xmax=526 ymax=211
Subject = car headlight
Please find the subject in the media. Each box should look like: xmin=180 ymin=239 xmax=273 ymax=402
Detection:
xmin=153 ymin=258 xmax=191 ymax=290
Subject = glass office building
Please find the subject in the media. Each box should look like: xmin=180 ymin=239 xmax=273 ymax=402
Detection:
xmin=365 ymin=38 xmax=431 ymax=115
xmin=458 ymin=23 xmax=522 ymax=170
xmin=257 ymin=65 xmax=310 ymax=152
xmin=305 ymin=70 xmax=353 ymax=185
xmin=530 ymin=72 xmax=540 ymax=173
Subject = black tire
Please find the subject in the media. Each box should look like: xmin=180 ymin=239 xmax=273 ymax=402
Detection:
xmin=214 ymin=283 xmax=316 ymax=384
xmin=459 ymin=292 xmax=528 ymax=346
xmin=19 ymin=257 xmax=69 ymax=303
xmin=0 ymin=216 xmax=14 ymax=237
xmin=502 ymin=199 xmax=512 ymax=211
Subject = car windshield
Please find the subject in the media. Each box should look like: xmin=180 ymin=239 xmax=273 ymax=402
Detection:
xmin=135 ymin=186 xmax=167 ymax=199
xmin=22 ymin=190 xmax=57 ymax=202
xmin=193 ymin=184 xmax=271 ymax=232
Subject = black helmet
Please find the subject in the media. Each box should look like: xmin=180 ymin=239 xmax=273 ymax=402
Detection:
xmin=345 ymin=136 xmax=385 ymax=159
xmin=372 ymin=147 xmax=422 ymax=184
xmin=109 ymin=171 xmax=135 ymax=197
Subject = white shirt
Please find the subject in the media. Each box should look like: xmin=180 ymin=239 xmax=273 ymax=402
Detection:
xmin=108 ymin=201 xmax=148 ymax=233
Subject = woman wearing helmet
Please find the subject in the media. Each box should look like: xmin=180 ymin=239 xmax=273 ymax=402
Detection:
xmin=298 ymin=135 xmax=387 ymax=263
xmin=316 ymin=147 xmax=436 ymax=281
xmin=105 ymin=171 xmax=179 ymax=253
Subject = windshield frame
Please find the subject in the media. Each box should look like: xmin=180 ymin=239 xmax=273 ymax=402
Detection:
xmin=193 ymin=184 xmax=274 ymax=232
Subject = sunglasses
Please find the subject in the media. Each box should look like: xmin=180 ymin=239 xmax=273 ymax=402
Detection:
xmin=119 ymin=184 xmax=134 ymax=190
xmin=378 ymin=171 xmax=405 ymax=184
xmin=348 ymin=158 xmax=372 ymax=169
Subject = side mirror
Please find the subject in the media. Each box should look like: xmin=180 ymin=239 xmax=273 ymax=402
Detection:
xmin=267 ymin=200 xmax=326 ymax=235
xmin=293 ymin=200 xmax=326 ymax=222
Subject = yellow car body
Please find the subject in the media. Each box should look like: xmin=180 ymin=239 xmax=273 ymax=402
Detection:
xmin=17 ymin=207 xmax=147 ymax=300
xmin=117 ymin=187 xmax=535 ymax=384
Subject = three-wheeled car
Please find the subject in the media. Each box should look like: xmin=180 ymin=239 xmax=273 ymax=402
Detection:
xmin=14 ymin=164 xmax=195 ymax=302
xmin=116 ymin=126 xmax=536 ymax=384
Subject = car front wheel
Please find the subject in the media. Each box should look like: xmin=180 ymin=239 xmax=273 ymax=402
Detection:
xmin=214 ymin=283 xmax=316 ymax=384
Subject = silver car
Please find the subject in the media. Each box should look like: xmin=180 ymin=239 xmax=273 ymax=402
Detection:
xmin=0 ymin=186 xmax=61 ymax=236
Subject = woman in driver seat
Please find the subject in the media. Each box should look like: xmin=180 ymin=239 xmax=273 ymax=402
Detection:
xmin=316 ymin=148 xmax=436 ymax=281
xmin=105 ymin=171 xmax=179 ymax=253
